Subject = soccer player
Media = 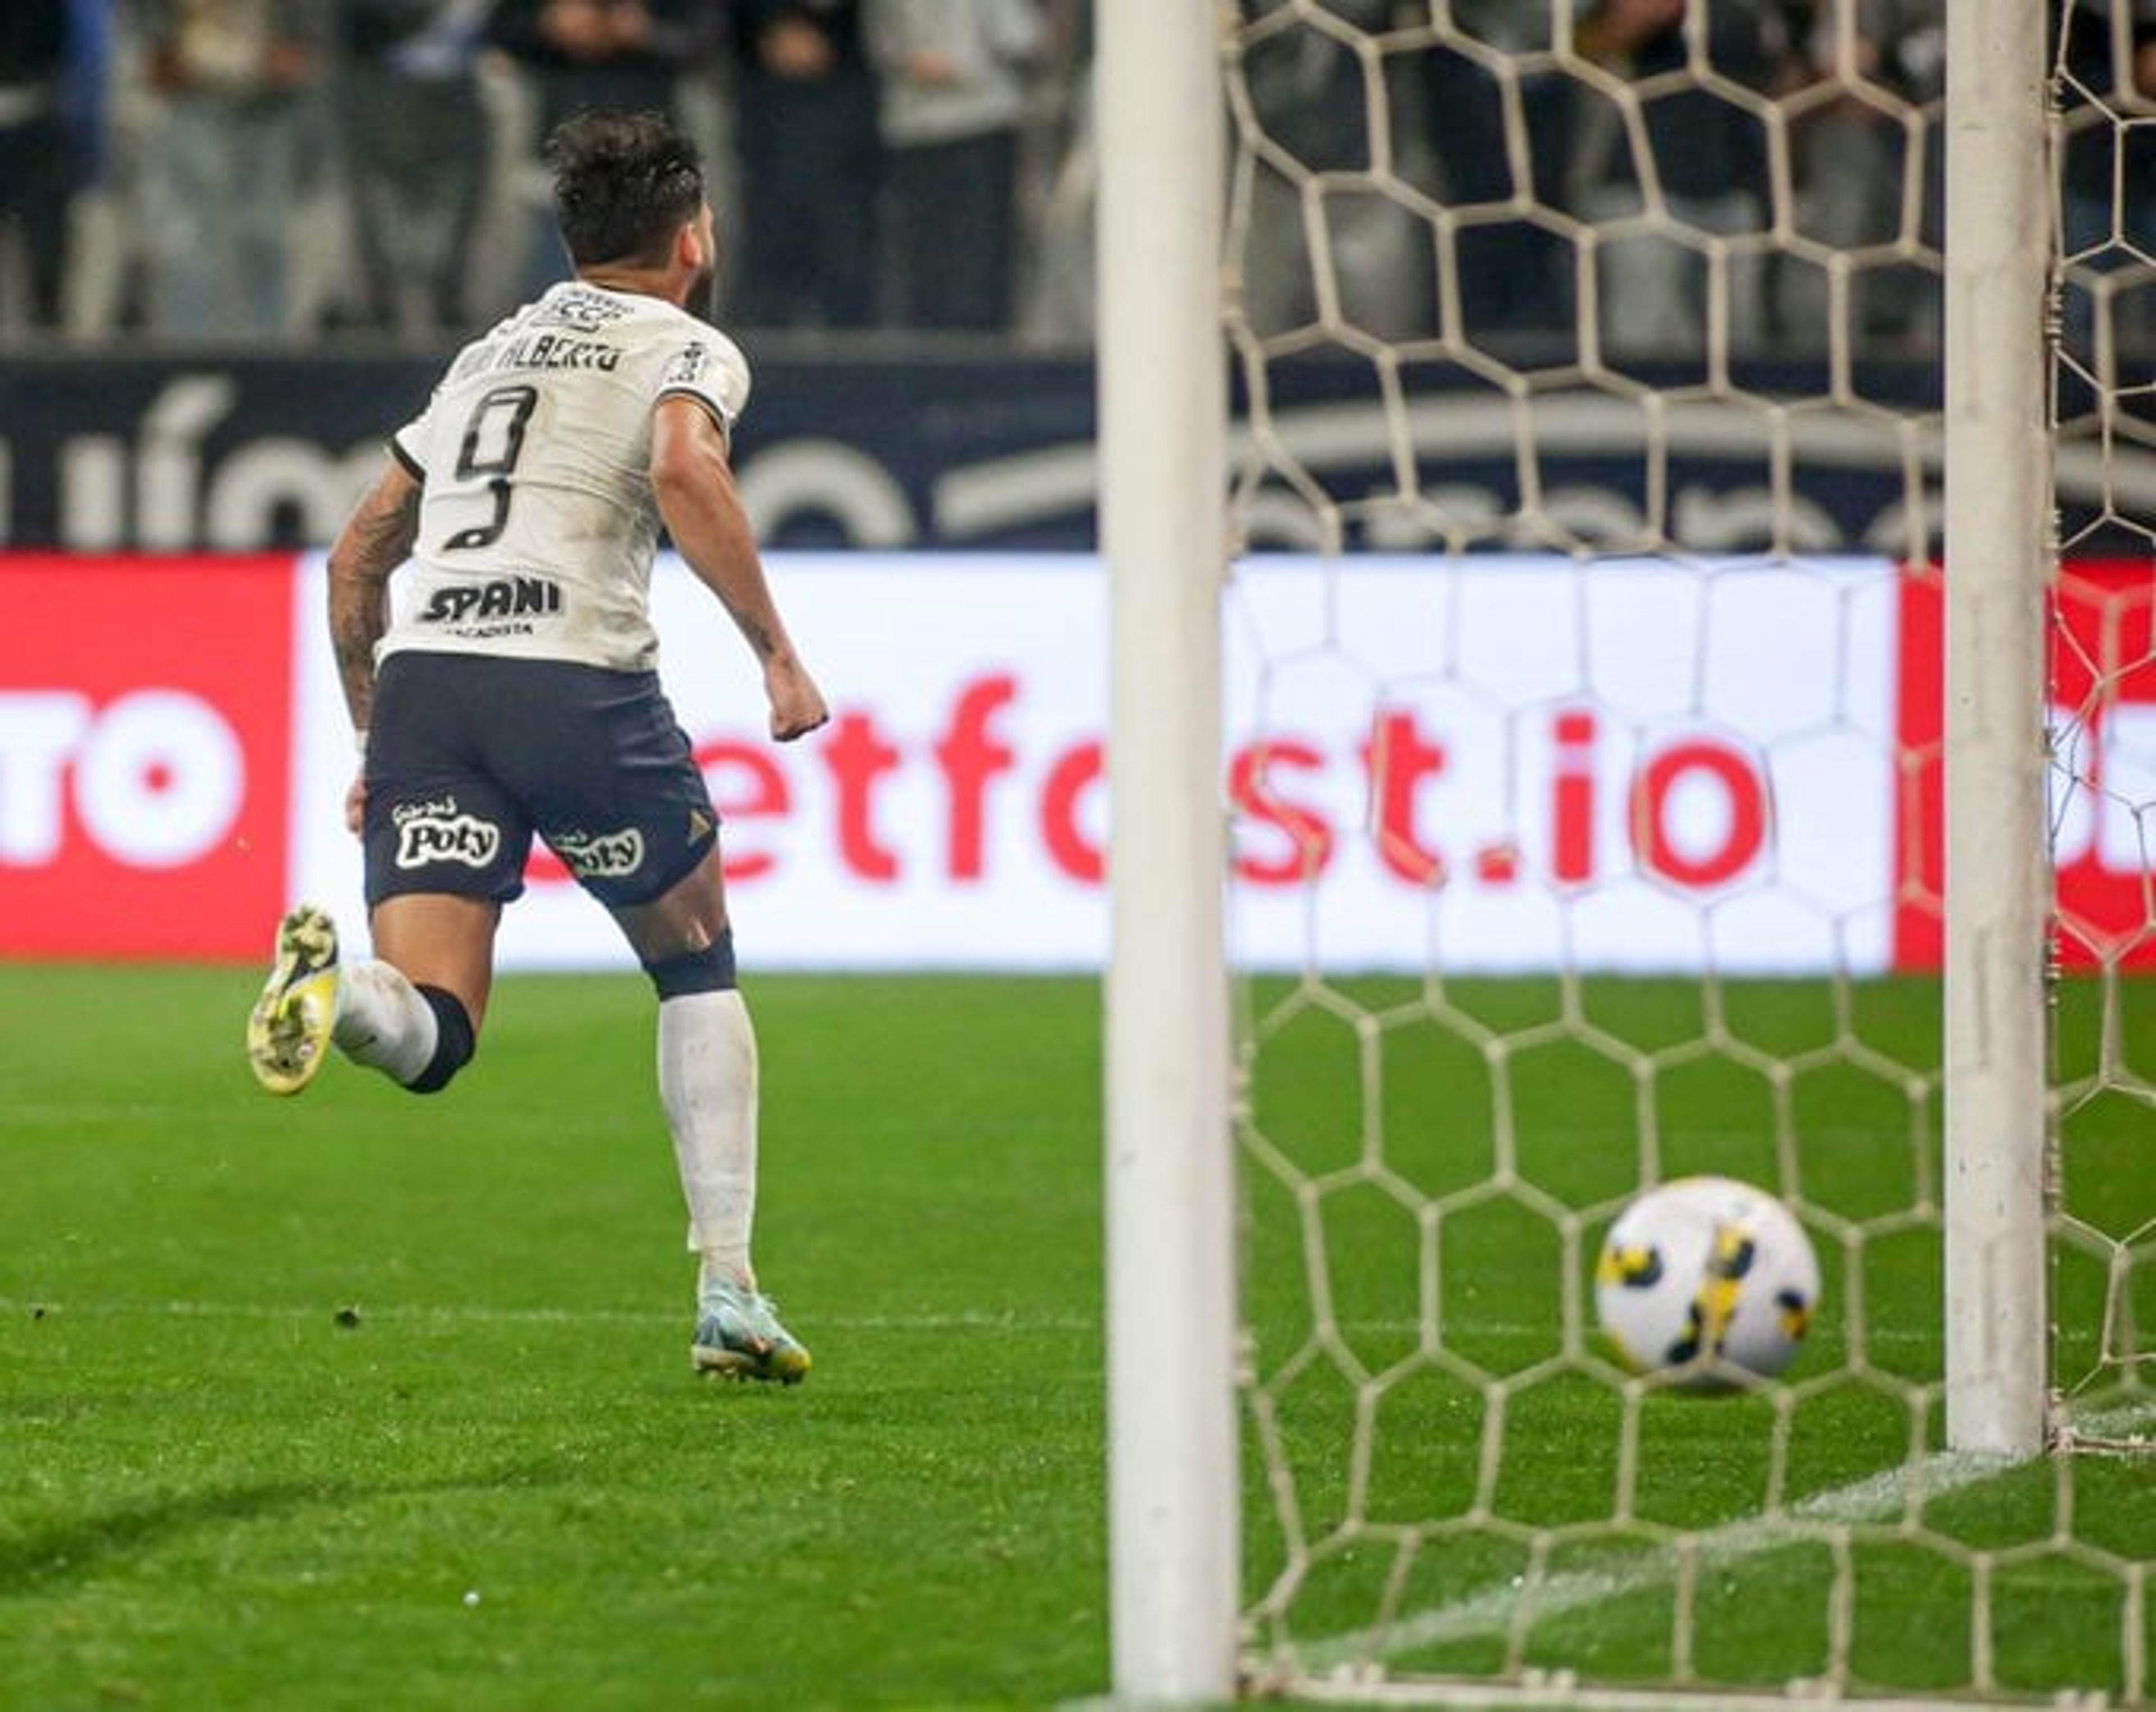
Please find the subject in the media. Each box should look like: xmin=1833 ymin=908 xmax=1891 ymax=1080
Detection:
xmin=245 ymin=110 xmax=829 ymax=1386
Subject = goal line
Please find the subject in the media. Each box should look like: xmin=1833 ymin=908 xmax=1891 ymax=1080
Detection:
xmin=1280 ymin=1399 xmax=2156 ymax=1694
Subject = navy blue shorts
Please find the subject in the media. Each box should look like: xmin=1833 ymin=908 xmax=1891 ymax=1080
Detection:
xmin=362 ymin=651 xmax=719 ymax=910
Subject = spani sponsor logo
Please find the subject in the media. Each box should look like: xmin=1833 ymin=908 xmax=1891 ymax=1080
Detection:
xmin=419 ymin=577 xmax=563 ymax=626
xmin=393 ymin=798 xmax=501 ymax=870
xmin=549 ymin=827 xmax=645 ymax=880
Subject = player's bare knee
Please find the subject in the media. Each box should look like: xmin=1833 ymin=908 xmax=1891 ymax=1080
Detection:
xmin=406 ymin=984 xmax=477 ymax=1094
xmin=643 ymin=928 xmax=736 ymax=998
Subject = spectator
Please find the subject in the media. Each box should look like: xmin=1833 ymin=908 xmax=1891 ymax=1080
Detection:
xmin=54 ymin=0 xmax=118 ymax=336
xmin=1784 ymin=0 xmax=1944 ymax=348
xmin=0 ymin=1 xmax=80 ymax=330
xmin=864 ymin=0 xmax=1042 ymax=332
xmin=62 ymin=0 xmax=110 ymax=185
xmin=486 ymin=0 xmax=719 ymax=129
xmin=728 ymin=0 xmax=881 ymax=331
xmin=484 ymin=0 xmax=723 ymax=299
xmin=2057 ymin=0 xmax=2156 ymax=363
xmin=1230 ymin=0 xmax=1431 ymax=341
xmin=337 ymin=0 xmax=493 ymax=335
xmin=1420 ymin=0 xmax=1574 ymax=339
xmin=135 ymin=0 xmax=331 ymax=340
xmin=1024 ymin=0 xmax=1092 ymax=342
xmin=1564 ymin=0 xmax=1783 ymax=358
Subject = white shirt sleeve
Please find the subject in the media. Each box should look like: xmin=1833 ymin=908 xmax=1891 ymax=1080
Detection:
xmin=655 ymin=334 xmax=753 ymax=439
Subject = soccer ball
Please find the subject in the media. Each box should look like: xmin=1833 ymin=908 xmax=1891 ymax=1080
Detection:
xmin=1593 ymin=1175 xmax=1820 ymax=1389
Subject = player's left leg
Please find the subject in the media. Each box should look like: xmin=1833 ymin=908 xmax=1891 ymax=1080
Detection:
xmin=271 ymin=651 xmax=526 ymax=1101
xmin=613 ymin=848 xmax=809 ymax=1386
xmin=247 ymin=902 xmax=344 ymax=1094
xmin=355 ymin=892 xmax=497 ymax=1093
xmin=247 ymin=894 xmax=495 ymax=1097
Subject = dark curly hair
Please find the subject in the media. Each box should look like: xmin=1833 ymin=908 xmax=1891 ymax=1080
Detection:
xmin=545 ymin=110 xmax=707 ymax=268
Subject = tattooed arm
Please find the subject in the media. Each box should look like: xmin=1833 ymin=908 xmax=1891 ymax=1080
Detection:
xmin=327 ymin=457 xmax=422 ymax=736
xmin=650 ymin=394 xmax=828 ymax=742
xmin=326 ymin=457 xmax=422 ymax=833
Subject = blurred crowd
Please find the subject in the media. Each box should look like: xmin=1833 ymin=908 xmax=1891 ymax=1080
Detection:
xmin=1236 ymin=0 xmax=1954 ymax=355
xmin=0 ymin=1 xmax=2144 ymax=354
xmin=1232 ymin=0 xmax=2148 ymax=365
xmin=0 ymin=0 xmax=1086 ymax=344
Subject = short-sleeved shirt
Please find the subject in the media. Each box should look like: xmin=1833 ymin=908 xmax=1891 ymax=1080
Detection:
xmin=382 ymin=281 xmax=751 ymax=673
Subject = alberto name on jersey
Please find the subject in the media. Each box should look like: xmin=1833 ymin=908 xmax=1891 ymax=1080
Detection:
xmin=381 ymin=282 xmax=752 ymax=673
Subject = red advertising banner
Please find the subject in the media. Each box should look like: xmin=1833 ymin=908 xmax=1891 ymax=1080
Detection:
xmin=1894 ymin=560 xmax=2156 ymax=971
xmin=0 ymin=555 xmax=294 ymax=957
xmin=2052 ymin=564 xmax=2156 ymax=967
xmin=1893 ymin=564 xmax=1946 ymax=971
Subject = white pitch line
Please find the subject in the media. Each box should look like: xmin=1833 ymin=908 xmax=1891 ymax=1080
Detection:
xmin=1290 ymin=1399 xmax=2156 ymax=1680
xmin=0 ymin=1296 xmax=1092 ymax=1334
xmin=0 ymin=1299 xmax=1959 ymax=1346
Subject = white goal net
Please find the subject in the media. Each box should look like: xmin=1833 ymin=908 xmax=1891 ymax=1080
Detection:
xmin=1168 ymin=1 xmax=2156 ymax=1706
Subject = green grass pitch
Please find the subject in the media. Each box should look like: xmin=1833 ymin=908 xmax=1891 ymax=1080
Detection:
xmin=2 ymin=966 xmax=2149 ymax=1708
xmin=3 ymin=967 xmax=1107 ymax=1709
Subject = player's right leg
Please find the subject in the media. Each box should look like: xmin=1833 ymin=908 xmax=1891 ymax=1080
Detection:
xmin=615 ymin=844 xmax=811 ymax=1386
xmin=691 ymin=1273 xmax=812 ymax=1386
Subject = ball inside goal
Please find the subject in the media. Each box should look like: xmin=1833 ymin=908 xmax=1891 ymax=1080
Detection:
xmin=1595 ymin=1176 xmax=1822 ymax=1389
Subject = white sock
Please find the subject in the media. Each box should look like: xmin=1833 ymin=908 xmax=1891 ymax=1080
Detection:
xmin=658 ymin=989 xmax=760 ymax=1293
xmin=332 ymin=960 xmax=440 ymax=1086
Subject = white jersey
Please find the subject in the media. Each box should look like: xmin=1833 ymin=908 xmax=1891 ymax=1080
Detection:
xmin=381 ymin=281 xmax=751 ymax=673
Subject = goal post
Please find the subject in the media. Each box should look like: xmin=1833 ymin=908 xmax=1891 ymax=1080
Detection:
xmin=1097 ymin=0 xmax=1237 ymax=1701
xmin=1098 ymin=0 xmax=2148 ymax=1704
xmin=1940 ymin=0 xmax=2052 ymax=1459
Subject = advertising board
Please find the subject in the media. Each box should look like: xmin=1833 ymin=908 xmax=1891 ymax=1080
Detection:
xmin=7 ymin=551 xmax=2149 ymax=973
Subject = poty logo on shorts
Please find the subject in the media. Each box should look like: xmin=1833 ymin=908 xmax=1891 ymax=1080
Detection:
xmin=392 ymin=796 xmax=501 ymax=870
xmin=549 ymin=827 xmax=645 ymax=880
